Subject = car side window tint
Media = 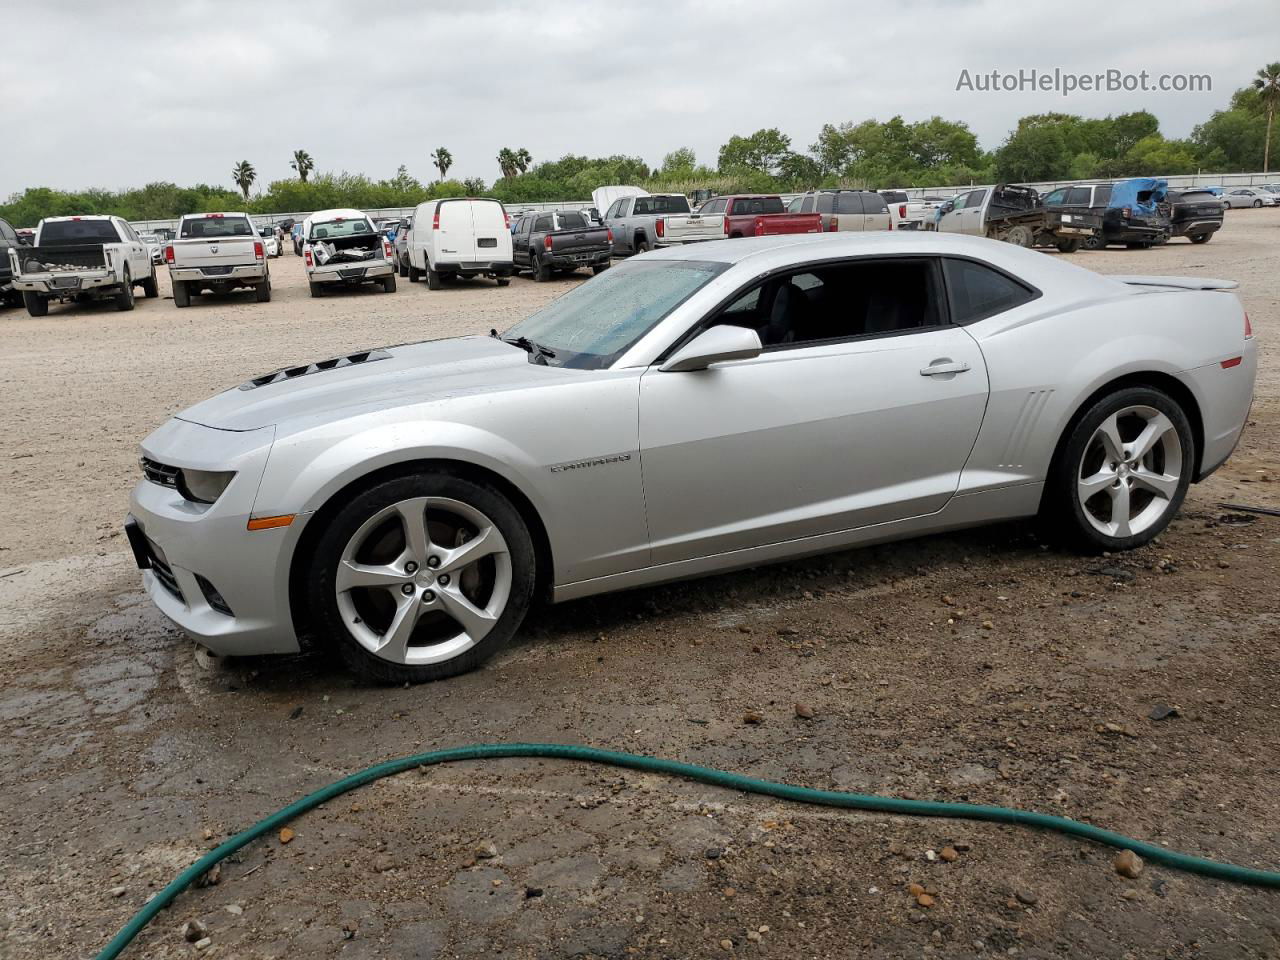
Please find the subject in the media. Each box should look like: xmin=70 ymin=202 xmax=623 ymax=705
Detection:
xmin=1042 ymin=189 xmax=1066 ymax=205
xmin=1064 ymin=187 xmax=1091 ymax=205
xmin=944 ymin=257 xmax=1036 ymax=325
xmin=799 ymin=196 xmax=814 ymax=213
xmin=534 ymin=215 xmax=552 ymax=232
xmin=836 ymin=193 xmax=865 ymax=215
xmin=815 ymin=194 xmax=833 ymax=215
xmin=751 ymin=259 xmax=944 ymax=349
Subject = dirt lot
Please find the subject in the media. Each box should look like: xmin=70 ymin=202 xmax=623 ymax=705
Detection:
xmin=1 ymin=216 xmax=1278 ymax=959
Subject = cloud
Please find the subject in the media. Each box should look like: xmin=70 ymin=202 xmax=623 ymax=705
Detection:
xmin=1 ymin=0 xmax=1274 ymax=194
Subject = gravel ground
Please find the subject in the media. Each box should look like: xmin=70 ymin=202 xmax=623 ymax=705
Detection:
xmin=1 ymin=215 xmax=1278 ymax=959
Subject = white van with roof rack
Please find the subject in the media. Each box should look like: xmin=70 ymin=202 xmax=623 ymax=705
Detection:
xmin=405 ymin=198 xmax=513 ymax=290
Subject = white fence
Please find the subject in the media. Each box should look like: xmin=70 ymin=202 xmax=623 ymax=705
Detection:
xmin=125 ymin=170 xmax=1278 ymax=233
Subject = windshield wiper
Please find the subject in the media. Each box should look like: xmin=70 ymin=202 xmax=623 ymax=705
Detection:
xmin=498 ymin=334 xmax=557 ymax=365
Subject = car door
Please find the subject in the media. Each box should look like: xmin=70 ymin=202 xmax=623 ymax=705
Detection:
xmin=120 ymin=220 xmax=149 ymax=276
xmin=637 ymin=256 xmax=989 ymax=564
xmin=433 ymin=199 xmax=477 ymax=265
xmin=961 ymin=189 xmax=988 ymax=235
xmin=937 ymin=191 xmax=967 ymax=233
xmin=512 ymin=216 xmax=531 ymax=266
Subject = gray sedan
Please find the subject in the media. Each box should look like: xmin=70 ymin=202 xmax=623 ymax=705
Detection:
xmin=1222 ymin=187 xmax=1278 ymax=208
xmin=128 ymin=233 xmax=1257 ymax=683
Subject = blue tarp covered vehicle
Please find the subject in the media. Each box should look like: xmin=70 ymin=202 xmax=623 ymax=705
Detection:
xmin=1102 ymin=178 xmax=1171 ymax=247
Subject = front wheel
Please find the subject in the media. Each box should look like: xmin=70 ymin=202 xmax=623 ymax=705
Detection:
xmin=1044 ymin=386 xmax=1193 ymax=552
xmin=306 ymin=472 xmax=537 ymax=683
xmin=1253 ymin=200 xmax=1262 ymax=208
xmin=22 ymin=292 xmax=48 ymax=317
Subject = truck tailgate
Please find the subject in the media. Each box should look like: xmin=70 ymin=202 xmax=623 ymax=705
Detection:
xmin=547 ymin=227 xmax=610 ymax=254
xmin=753 ymin=213 xmax=823 ymax=236
xmin=661 ymin=214 xmax=724 ymax=243
xmin=170 ymin=238 xmax=259 ymax=268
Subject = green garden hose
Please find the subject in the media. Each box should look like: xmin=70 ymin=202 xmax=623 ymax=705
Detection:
xmin=96 ymin=742 xmax=1280 ymax=959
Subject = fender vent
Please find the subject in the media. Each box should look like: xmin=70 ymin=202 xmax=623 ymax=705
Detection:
xmin=239 ymin=349 xmax=391 ymax=390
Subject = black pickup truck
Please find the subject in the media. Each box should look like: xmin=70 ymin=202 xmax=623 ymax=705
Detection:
xmin=983 ymin=185 xmax=1102 ymax=253
xmin=0 ymin=217 xmax=26 ymax=305
xmin=512 ymin=210 xmax=611 ymax=281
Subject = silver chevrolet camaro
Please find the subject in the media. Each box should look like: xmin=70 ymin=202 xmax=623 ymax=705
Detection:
xmin=127 ymin=233 xmax=1257 ymax=682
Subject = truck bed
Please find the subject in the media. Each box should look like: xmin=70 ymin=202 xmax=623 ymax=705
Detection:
xmin=11 ymin=244 xmax=107 ymax=273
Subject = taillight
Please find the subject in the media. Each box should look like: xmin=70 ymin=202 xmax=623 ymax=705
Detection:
xmin=655 ymin=219 xmax=665 ymax=238
xmin=383 ymin=240 xmax=392 ymax=259
xmin=164 ymin=245 xmax=174 ymax=264
xmin=827 ymin=215 xmax=838 ymax=231
xmin=253 ymin=241 xmax=264 ymax=260
xmin=724 ymin=216 xmax=730 ymax=236
xmin=543 ymin=234 xmax=553 ymax=251
xmin=887 ymin=218 xmax=894 ymax=230
xmin=504 ymin=212 xmax=511 ymax=229
xmin=304 ymin=248 xmax=313 ymax=266
xmin=432 ymin=211 xmax=440 ymax=230
xmin=1244 ymin=312 xmax=1253 ymax=339
xmin=754 ymin=217 xmax=765 ymax=237
xmin=1122 ymin=206 xmax=1132 ymax=219
xmin=606 ymin=228 xmax=613 ymax=244
xmin=899 ymin=203 xmax=907 ymax=219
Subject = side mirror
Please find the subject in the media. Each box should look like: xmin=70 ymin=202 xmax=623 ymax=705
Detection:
xmin=660 ymin=325 xmax=762 ymax=373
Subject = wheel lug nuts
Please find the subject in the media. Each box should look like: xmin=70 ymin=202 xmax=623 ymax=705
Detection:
xmin=427 ymin=556 xmax=441 ymax=568
xmin=422 ymin=590 xmax=436 ymax=603
xmin=404 ymin=561 xmax=418 ymax=574
xmin=437 ymin=574 xmax=450 ymax=587
xmin=400 ymin=584 xmax=414 ymax=596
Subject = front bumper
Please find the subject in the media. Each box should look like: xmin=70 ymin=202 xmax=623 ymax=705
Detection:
xmin=310 ymin=261 xmax=394 ymax=284
xmin=169 ymin=264 xmax=266 ymax=283
xmin=127 ymin=418 xmax=300 ymax=656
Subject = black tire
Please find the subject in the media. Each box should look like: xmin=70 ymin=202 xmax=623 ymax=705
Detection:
xmin=1042 ymin=385 xmax=1194 ymax=553
xmin=592 ymin=262 xmax=610 ymax=275
xmin=256 ymin=275 xmax=272 ymax=303
xmin=398 ymin=259 xmax=409 ymax=278
xmin=1252 ymin=200 xmax=1262 ymax=208
xmin=141 ymin=268 xmax=159 ymax=299
xmin=426 ymin=269 xmax=442 ymax=290
xmin=1125 ymin=242 xmax=1145 ymax=250
xmin=115 ymin=270 xmax=135 ymax=311
xmin=22 ymin=291 xmax=48 ymax=317
xmin=305 ymin=471 xmax=536 ymax=684
xmin=408 ymin=262 xmax=421 ymax=282
xmin=309 ymin=281 xmax=324 ymax=298
xmin=634 ymin=236 xmax=650 ymax=254
xmin=1083 ymin=234 xmax=1104 ymax=250
xmin=495 ymin=277 xmax=510 ymax=287
xmin=531 ymin=252 xmax=550 ymax=282
xmin=1055 ymin=238 xmax=1082 ymax=254
xmin=382 ymin=273 xmax=397 ymax=293
xmin=1189 ymin=232 xmax=1211 ymax=244
xmin=173 ymin=280 xmax=190 ymax=308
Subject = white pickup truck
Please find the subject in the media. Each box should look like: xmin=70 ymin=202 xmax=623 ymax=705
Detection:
xmin=165 ymin=212 xmax=270 ymax=307
xmin=879 ymin=190 xmax=929 ymax=231
xmin=7 ymin=215 xmax=157 ymax=316
xmin=303 ymin=208 xmax=397 ymax=297
xmin=602 ymin=190 xmax=724 ymax=255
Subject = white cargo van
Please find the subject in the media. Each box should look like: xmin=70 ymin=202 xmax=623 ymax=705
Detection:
xmin=406 ymin=198 xmax=513 ymax=289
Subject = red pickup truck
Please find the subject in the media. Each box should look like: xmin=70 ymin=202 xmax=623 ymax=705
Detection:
xmin=698 ymin=195 xmax=823 ymax=238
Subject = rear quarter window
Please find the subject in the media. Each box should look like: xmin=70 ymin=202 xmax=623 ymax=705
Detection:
xmin=944 ymin=257 xmax=1038 ymax=324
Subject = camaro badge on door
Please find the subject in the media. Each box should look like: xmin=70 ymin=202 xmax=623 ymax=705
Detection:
xmin=549 ymin=453 xmax=632 ymax=474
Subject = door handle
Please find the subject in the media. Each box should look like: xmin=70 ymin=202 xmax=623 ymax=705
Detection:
xmin=920 ymin=361 xmax=971 ymax=376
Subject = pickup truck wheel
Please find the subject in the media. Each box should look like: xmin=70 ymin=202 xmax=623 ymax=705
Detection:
xmin=531 ymin=252 xmax=550 ymax=282
xmin=141 ymin=268 xmax=159 ymax=298
xmin=382 ymin=273 xmax=397 ymax=293
xmin=634 ymin=237 xmax=650 ymax=254
xmin=1083 ymin=234 xmax=1104 ymax=250
xmin=1005 ymin=225 xmax=1033 ymax=248
xmin=592 ymin=262 xmax=610 ymax=275
xmin=173 ymin=280 xmax=190 ymax=308
xmin=398 ymin=259 xmax=408 ymax=278
xmin=115 ymin=270 xmax=135 ymax=311
xmin=22 ymin=292 xmax=49 ymax=317
xmin=1190 ymin=233 xmax=1211 ymax=244
xmin=309 ymin=281 xmax=324 ymax=298
xmin=496 ymin=277 xmax=510 ymax=287
xmin=256 ymin=276 xmax=272 ymax=303
xmin=1055 ymin=238 xmax=1082 ymax=254
xmin=426 ymin=269 xmax=443 ymax=290
xmin=307 ymin=471 xmax=536 ymax=684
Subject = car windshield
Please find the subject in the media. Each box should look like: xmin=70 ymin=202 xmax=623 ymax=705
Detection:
xmin=180 ymin=216 xmax=253 ymax=238
xmin=502 ymin=260 xmax=727 ymax=369
xmin=310 ymin=217 xmax=375 ymax=240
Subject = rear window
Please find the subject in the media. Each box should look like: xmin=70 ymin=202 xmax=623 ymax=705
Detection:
xmin=556 ymin=212 xmax=588 ymax=230
xmin=1175 ymin=190 xmax=1217 ymax=202
xmin=39 ymin=219 xmax=121 ymax=245
xmin=1094 ymin=185 xmax=1113 ymax=206
xmin=180 ymin=216 xmax=253 ymax=239
xmin=835 ymin=193 xmax=865 ymax=215
xmin=633 ymin=195 xmax=691 ymax=215
xmin=1064 ymin=187 xmax=1092 ymax=205
xmin=730 ymin=197 xmax=785 ymax=215
xmin=880 ymin=191 xmax=909 ymax=204
xmin=309 ymin=217 xmax=375 ymax=240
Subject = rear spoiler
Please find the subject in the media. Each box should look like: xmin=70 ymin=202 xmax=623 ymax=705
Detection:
xmin=1111 ymin=275 xmax=1238 ymax=291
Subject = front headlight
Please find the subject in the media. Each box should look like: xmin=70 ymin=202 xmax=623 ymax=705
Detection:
xmin=177 ymin=469 xmax=236 ymax=504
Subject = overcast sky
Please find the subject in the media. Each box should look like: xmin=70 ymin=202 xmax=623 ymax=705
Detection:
xmin=2 ymin=0 xmax=1274 ymax=194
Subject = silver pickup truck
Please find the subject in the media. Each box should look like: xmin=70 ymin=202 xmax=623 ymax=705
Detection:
xmin=603 ymin=193 xmax=724 ymax=255
xmin=167 ymin=212 xmax=270 ymax=307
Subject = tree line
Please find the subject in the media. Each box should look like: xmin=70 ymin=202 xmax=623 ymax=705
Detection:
xmin=3 ymin=65 xmax=1277 ymax=226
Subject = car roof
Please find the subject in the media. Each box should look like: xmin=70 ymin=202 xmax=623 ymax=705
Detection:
xmin=180 ymin=211 xmax=251 ymax=219
xmin=42 ymin=215 xmax=115 ymax=222
xmin=310 ymin=207 xmax=372 ymax=221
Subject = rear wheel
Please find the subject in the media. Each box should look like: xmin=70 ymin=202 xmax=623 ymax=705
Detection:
xmin=592 ymin=262 xmax=610 ymax=275
xmin=173 ymin=280 xmax=190 ymax=308
xmin=1005 ymin=224 xmax=1033 ymax=247
xmin=256 ymin=275 xmax=272 ymax=302
xmin=382 ymin=273 xmax=397 ymax=293
xmin=309 ymin=281 xmax=324 ymax=298
xmin=634 ymin=236 xmax=650 ymax=254
xmin=426 ymin=268 xmax=442 ymax=290
xmin=531 ymin=252 xmax=550 ymax=282
xmin=306 ymin=472 xmax=536 ymax=684
xmin=22 ymin=292 xmax=48 ymax=317
xmin=398 ymin=259 xmax=409 ymax=278
xmin=1055 ymin=238 xmax=1081 ymax=254
xmin=1083 ymin=234 xmax=1104 ymax=250
xmin=495 ymin=277 xmax=510 ymax=287
xmin=141 ymin=268 xmax=159 ymax=298
xmin=1044 ymin=386 xmax=1193 ymax=552
xmin=1190 ymin=232 xmax=1211 ymax=244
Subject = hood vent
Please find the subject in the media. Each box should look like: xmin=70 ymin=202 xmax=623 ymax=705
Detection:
xmin=238 ymin=349 xmax=391 ymax=390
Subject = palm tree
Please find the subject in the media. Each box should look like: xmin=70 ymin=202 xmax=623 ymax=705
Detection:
xmin=514 ymin=148 xmax=532 ymax=174
xmin=496 ymin=147 xmax=517 ymax=179
xmin=290 ymin=149 xmax=314 ymax=183
xmin=231 ymin=161 xmax=256 ymax=201
xmin=1253 ymin=63 xmax=1280 ymax=173
xmin=431 ymin=147 xmax=453 ymax=182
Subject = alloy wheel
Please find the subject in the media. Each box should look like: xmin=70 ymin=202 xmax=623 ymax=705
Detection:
xmin=335 ymin=497 xmax=511 ymax=665
xmin=1077 ymin=405 xmax=1183 ymax=539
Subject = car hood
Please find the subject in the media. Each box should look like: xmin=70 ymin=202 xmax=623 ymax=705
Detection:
xmin=177 ymin=335 xmax=573 ymax=432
